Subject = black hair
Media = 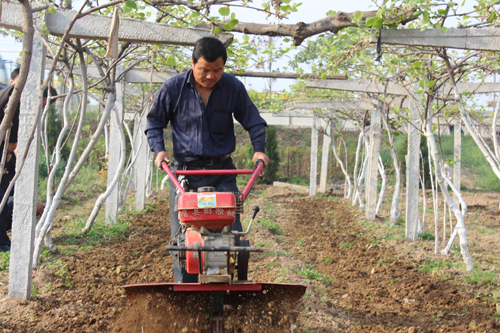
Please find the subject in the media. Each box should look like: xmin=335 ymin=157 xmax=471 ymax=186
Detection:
xmin=11 ymin=67 xmax=20 ymax=80
xmin=192 ymin=37 xmax=227 ymax=64
xmin=43 ymin=86 xmax=58 ymax=99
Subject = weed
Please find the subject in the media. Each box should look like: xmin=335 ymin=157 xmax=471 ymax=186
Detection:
xmin=418 ymin=231 xmax=435 ymax=240
xmin=495 ymin=312 xmax=500 ymax=318
xmin=418 ymin=259 xmax=453 ymax=274
xmin=324 ymin=257 xmax=332 ymax=264
xmin=0 ymin=251 xmax=10 ymax=271
xmin=296 ymin=268 xmax=334 ymax=285
xmin=463 ymin=269 xmax=497 ymax=286
xmin=296 ymin=237 xmax=305 ymax=246
xmin=388 ymin=279 xmax=395 ymax=286
xmin=254 ymin=241 xmax=267 ymax=247
xmin=341 ymin=240 xmax=356 ymax=248
xmin=58 ymin=217 xmax=130 ymax=248
xmin=267 ymin=261 xmax=278 ymax=269
xmin=298 ymin=249 xmax=306 ymax=254
xmin=264 ymin=250 xmax=290 ymax=257
xmin=31 ymin=283 xmax=39 ymax=299
xmin=45 ymin=283 xmax=52 ymax=291
xmin=477 ymin=228 xmax=497 ymax=235
xmin=320 ymin=295 xmax=328 ymax=303
xmin=260 ymin=218 xmax=284 ymax=235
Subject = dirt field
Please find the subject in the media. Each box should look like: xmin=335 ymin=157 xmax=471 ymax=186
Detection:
xmin=1 ymin=184 xmax=499 ymax=332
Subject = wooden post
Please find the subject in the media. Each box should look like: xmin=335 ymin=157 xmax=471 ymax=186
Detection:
xmin=365 ymin=106 xmax=382 ymax=220
xmin=135 ymin=109 xmax=149 ymax=210
xmin=405 ymin=94 xmax=421 ymax=240
xmin=105 ymin=78 xmax=124 ymax=224
xmin=319 ymin=121 xmax=331 ymax=193
xmin=9 ymin=33 xmax=46 ymax=299
xmin=309 ymin=111 xmax=318 ymax=197
xmin=453 ymin=119 xmax=461 ymax=206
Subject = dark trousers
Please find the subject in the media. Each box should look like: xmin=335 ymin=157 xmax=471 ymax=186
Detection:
xmin=0 ymin=155 xmax=15 ymax=246
xmin=168 ymin=157 xmax=242 ymax=283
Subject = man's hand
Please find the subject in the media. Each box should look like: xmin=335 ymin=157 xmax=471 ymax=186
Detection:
xmin=155 ymin=151 xmax=170 ymax=169
xmin=36 ymin=203 xmax=45 ymax=216
xmin=253 ymin=152 xmax=270 ymax=168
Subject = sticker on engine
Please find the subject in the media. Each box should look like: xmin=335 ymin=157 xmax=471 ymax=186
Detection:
xmin=198 ymin=194 xmax=216 ymax=208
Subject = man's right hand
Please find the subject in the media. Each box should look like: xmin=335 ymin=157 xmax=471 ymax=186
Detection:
xmin=155 ymin=151 xmax=170 ymax=169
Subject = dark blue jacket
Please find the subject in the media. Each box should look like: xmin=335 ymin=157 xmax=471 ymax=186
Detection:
xmin=145 ymin=70 xmax=266 ymax=162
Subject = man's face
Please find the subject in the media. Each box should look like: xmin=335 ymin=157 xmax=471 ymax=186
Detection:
xmin=191 ymin=56 xmax=224 ymax=89
xmin=9 ymin=76 xmax=18 ymax=86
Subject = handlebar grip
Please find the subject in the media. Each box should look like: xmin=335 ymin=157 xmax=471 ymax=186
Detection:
xmin=255 ymin=159 xmax=265 ymax=168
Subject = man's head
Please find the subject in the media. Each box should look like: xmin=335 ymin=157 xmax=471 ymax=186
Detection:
xmin=191 ymin=37 xmax=227 ymax=89
xmin=42 ymin=86 xmax=58 ymax=108
xmin=9 ymin=67 xmax=20 ymax=85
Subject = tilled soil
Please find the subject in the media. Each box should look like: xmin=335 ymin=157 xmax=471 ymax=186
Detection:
xmin=0 ymin=185 xmax=499 ymax=332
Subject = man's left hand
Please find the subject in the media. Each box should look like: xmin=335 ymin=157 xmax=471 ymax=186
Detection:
xmin=253 ymin=152 xmax=270 ymax=168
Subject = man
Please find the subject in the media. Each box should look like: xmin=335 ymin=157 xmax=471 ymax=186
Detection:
xmin=0 ymin=68 xmax=21 ymax=253
xmin=0 ymin=68 xmax=51 ymax=253
xmin=146 ymin=37 xmax=270 ymax=282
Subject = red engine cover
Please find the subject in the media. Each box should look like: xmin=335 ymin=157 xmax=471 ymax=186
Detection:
xmin=185 ymin=228 xmax=205 ymax=274
xmin=177 ymin=192 xmax=237 ymax=230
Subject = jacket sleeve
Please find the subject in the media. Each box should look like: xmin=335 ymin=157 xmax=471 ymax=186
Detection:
xmin=145 ymin=82 xmax=171 ymax=155
xmin=233 ymin=83 xmax=267 ymax=153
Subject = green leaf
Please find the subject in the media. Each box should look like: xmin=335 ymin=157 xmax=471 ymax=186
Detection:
xmin=281 ymin=5 xmax=291 ymax=11
xmin=321 ymin=73 xmax=327 ymax=80
xmin=353 ymin=10 xmax=363 ymax=22
xmin=428 ymin=80 xmax=436 ymax=88
xmin=125 ymin=0 xmax=137 ymax=9
xmin=366 ymin=17 xmax=377 ymax=26
xmin=413 ymin=11 xmax=422 ymax=17
xmin=283 ymin=38 xmax=290 ymax=42
xmin=440 ymin=27 xmax=448 ymax=33
xmin=371 ymin=17 xmax=384 ymax=29
xmin=166 ymin=55 xmax=176 ymax=67
xmin=224 ymin=19 xmax=238 ymax=31
xmin=49 ymin=7 xmax=56 ymax=14
xmin=419 ymin=79 xmax=425 ymax=89
xmin=243 ymin=35 xmax=250 ymax=42
xmin=326 ymin=10 xmax=336 ymax=16
xmin=213 ymin=27 xmax=222 ymax=34
xmin=123 ymin=5 xmax=131 ymax=13
xmin=219 ymin=7 xmax=230 ymax=16
xmin=422 ymin=11 xmax=430 ymax=24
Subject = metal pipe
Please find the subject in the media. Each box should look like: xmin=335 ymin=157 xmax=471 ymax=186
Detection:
xmin=165 ymin=246 xmax=263 ymax=252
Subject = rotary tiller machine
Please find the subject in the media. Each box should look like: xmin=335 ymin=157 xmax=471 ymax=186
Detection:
xmin=124 ymin=161 xmax=308 ymax=332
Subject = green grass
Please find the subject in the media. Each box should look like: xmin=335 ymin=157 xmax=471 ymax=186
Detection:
xmin=463 ymin=269 xmax=497 ymax=286
xmin=0 ymin=251 xmax=10 ymax=271
xmin=418 ymin=258 xmax=453 ymax=274
xmin=439 ymin=134 xmax=500 ymax=191
xmin=341 ymin=240 xmax=356 ymax=248
xmin=38 ymin=163 xmax=105 ymax=203
xmin=56 ymin=216 xmax=130 ymax=248
xmin=477 ymin=228 xmax=497 ymax=235
xmin=296 ymin=268 xmax=334 ymax=285
xmin=260 ymin=217 xmax=284 ymax=235
xmin=418 ymin=231 xmax=435 ymax=240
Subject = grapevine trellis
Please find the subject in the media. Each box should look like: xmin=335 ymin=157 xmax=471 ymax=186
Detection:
xmin=1 ymin=0 xmax=500 ymax=300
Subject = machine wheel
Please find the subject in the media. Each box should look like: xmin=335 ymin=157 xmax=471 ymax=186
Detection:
xmin=237 ymin=240 xmax=250 ymax=281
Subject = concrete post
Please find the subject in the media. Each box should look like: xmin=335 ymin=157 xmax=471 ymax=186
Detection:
xmin=135 ymin=109 xmax=149 ymax=210
xmin=365 ymin=107 xmax=382 ymax=220
xmin=319 ymin=122 xmax=332 ymax=193
xmin=8 ymin=33 xmax=46 ymax=299
xmin=105 ymin=78 xmax=124 ymax=224
xmin=453 ymin=119 xmax=461 ymax=206
xmin=405 ymin=95 xmax=421 ymax=240
xmin=309 ymin=112 xmax=318 ymax=197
